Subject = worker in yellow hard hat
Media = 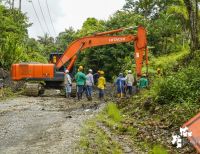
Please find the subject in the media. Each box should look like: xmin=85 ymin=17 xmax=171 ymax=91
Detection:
xmin=75 ymin=65 xmax=86 ymax=100
xmin=157 ymin=68 xmax=161 ymax=76
xmin=79 ymin=65 xmax=83 ymax=71
xmin=97 ymin=70 xmax=106 ymax=100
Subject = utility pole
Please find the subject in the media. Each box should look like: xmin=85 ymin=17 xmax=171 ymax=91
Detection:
xmin=19 ymin=0 xmax=22 ymax=10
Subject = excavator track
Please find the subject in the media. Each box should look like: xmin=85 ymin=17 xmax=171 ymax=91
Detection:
xmin=24 ymin=83 xmax=43 ymax=96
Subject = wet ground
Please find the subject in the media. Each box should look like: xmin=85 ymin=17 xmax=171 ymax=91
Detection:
xmin=0 ymin=90 xmax=104 ymax=154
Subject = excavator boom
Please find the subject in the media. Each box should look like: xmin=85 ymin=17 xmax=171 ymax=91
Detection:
xmin=56 ymin=35 xmax=135 ymax=69
xmin=56 ymin=25 xmax=147 ymax=76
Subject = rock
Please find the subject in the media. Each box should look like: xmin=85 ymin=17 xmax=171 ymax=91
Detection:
xmin=66 ymin=115 xmax=72 ymax=118
xmin=123 ymin=146 xmax=132 ymax=153
xmin=85 ymin=109 xmax=90 ymax=112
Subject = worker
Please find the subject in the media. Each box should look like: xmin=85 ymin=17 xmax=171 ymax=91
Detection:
xmin=0 ymin=79 xmax=4 ymax=97
xmin=64 ymin=70 xmax=72 ymax=98
xmin=75 ymin=66 xmax=86 ymax=100
xmin=139 ymin=74 xmax=148 ymax=89
xmin=97 ymin=71 xmax=106 ymax=100
xmin=85 ymin=69 xmax=94 ymax=101
xmin=157 ymin=68 xmax=162 ymax=77
xmin=115 ymin=73 xmax=126 ymax=98
xmin=125 ymin=70 xmax=135 ymax=96
xmin=93 ymin=70 xmax=100 ymax=85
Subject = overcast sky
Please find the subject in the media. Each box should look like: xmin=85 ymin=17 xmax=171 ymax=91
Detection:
xmin=16 ymin=0 xmax=125 ymax=39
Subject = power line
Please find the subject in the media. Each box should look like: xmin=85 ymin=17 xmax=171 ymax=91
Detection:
xmin=29 ymin=0 xmax=45 ymax=35
xmin=45 ymin=0 xmax=56 ymax=36
xmin=37 ymin=0 xmax=51 ymax=36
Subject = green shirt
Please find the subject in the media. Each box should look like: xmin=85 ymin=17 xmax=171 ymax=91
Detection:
xmin=139 ymin=77 xmax=148 ymax=88
xmin=75 ymin=71 xmax=86 ymax=86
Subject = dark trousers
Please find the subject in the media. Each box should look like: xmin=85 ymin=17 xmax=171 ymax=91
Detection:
xmin=127 ymin=86 xmax=133 ymax=95
xmin=77 ymin=85 xmax=84 ymax=100
xmin=99 ymin=88 xmax=104 ymax=99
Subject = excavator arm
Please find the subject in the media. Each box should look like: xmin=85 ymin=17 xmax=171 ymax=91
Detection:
xmin=56 ymin=26 xmax=147 ymax=76
xmin=56 ymin=35 xmax=135 ymax=68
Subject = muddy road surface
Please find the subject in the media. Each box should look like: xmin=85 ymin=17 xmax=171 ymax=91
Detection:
xmin=0 ymin=90 xmax=104 ymax=154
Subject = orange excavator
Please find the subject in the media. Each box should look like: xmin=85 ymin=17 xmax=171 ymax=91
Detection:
xmin=11 ymin=25 xmax=148 ymax=96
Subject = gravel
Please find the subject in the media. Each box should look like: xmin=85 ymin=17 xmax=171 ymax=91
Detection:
xmin=0 ymin=95 xmax=103 ymax=154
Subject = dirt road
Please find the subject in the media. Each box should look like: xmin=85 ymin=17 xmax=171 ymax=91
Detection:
xmin=0 ymin=91 xmax=104 ymax=154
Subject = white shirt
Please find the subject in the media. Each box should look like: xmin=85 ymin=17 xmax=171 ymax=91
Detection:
xmin=86 ymin=73 xmax=94 ymax=86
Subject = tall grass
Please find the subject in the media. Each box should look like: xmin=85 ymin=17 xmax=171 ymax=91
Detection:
xmin=106 ymin=102 xmax=122 ymax=122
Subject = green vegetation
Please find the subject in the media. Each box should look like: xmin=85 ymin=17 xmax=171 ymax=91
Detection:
xmin=149 ymin=145 xmax=168 ymax=154
xmin=78 ymin=103 xmax=124 ymax=154
xmin=106 ymin=102 xmax=122 ymax=122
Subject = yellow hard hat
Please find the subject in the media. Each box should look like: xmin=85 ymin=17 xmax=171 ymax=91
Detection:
xmin=100 ymin=71 xmax=104 ymax=75
xmin=79 ymin=66 xmax=83 ymax=71
xmin=142 ymin=73 xmax=146 ymax=77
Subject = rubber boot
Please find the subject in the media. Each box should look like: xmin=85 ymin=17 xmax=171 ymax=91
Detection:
xmin=117 ymin=93 xmax=120 ymax=98
xmin=87 ymin=96 xmax=92 ymax=101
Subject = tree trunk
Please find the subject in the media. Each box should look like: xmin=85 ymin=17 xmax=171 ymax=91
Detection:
xmin=184 ymin=0 xmax=199 ymax=51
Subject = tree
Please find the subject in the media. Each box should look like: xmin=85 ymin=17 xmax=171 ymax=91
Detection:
xmin=183 ymin=0 xmax=199 ymax=51
xmin=56 ymin=27 xmax=77 ymax=52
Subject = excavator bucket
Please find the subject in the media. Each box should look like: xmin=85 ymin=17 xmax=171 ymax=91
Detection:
xmin=182 ymin=112 xmax=200 ymax=153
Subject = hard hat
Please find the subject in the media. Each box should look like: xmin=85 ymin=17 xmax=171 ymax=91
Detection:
xmin=128 ymin=70 xmax=132 ymax=73
xmin=98 ymin=70 xmax=101 ymax=73
xmin=79 ymin=66 xmax=83 ymax=70
xmin=119 ymin=73 xmax=123 ymax=77
xmin=157 ymin=68 xmax=161 ymax=71
xmin=142 ymin=73 xmax=146 ymax=77
xmin=65 ymin=70 xmax=69 ymax=73
xmin=89 ymin=69 xmax=92 ymax=72
xmin=100 ymin=71 xmax=104 ymax=75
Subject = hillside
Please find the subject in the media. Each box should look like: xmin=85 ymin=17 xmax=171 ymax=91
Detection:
xmin=78 ymin=49 xmax=200 ymax=153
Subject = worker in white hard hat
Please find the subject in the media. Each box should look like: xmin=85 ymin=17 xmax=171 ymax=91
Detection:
xmin=125 ymin=70 xmax=135 ymax=96
xmin=85 ymin=69 xmax=94 ymax=101
xmin=64 ymin=69 xmax=72 ymax=98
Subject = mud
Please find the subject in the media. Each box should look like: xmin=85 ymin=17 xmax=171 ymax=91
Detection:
xmin=0 ymin=92 xmax=104 ymax=154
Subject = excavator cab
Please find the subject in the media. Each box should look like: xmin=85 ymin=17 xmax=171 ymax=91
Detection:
xmin=49 ymin=53 xmax=63 ymax=64
xmin=49 ymin=53 xmax=65 ymax=72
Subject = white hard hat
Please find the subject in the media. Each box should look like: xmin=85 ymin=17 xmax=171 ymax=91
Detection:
xmin=128 ymin=70 xmax=132 ymax=73
xmin=89 ymin=69 xmax=92 ymax=72
xmin=65 ymin=70 xmax=69 ymax=73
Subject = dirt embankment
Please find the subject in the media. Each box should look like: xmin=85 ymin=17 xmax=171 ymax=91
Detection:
xmin=0 ymin=92 xmax=104 ymax=154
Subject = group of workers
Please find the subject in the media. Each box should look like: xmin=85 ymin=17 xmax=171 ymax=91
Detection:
xmin=64 ymin=66 xmax=148 ymax=100
xmin=64 ymin=66 xmax=106 ymax=101
xmin=115 ymin=70 xmax=148 ymax=98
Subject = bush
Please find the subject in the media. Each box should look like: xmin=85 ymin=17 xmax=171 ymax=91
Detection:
xmin=153 ymin=66 xmax=200 ymax=104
